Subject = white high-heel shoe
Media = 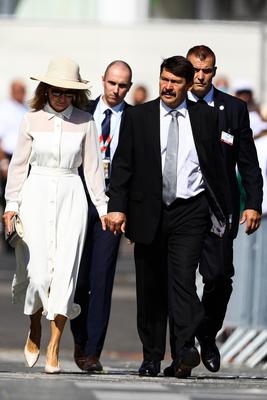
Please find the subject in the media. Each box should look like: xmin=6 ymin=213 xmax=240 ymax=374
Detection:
xmin=24 ymin=334 xmax=40 ymax=368
xmin=45 ymin=362 xmax=61 ymax=374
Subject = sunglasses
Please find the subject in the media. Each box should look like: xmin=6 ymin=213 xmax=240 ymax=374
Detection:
xmin=50 ymin=88 xmax=76 ymax=98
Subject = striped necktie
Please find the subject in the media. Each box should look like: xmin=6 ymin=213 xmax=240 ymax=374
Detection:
xmin=101 ymin=109 xmax=112 ymax=157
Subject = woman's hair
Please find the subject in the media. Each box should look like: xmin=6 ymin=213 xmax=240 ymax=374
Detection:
xmin=29 ymin=82 xmax=91 ymax=111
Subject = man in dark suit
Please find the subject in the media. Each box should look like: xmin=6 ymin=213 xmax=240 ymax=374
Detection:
xmin=106 ymin=55 xmax=232 ymax=378
xmin=183 ymin=45 xmax=262 ymax=374
xmin=70 ymin=60 xmax=132 ymax=372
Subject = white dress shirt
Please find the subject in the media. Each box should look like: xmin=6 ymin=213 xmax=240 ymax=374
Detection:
xmin=93 ymin=96 xmax=125 ymax=162
xmin=160 ymin=99 xmax=205 ymax=199
xmin=187 ymin=86 xmax=215 ymax=107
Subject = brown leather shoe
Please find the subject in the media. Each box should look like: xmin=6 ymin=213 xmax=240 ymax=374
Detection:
xmin=83 ymin=355 xmax=103 ymax=373
xmin=74 ymin=343 xmax=86 ymax=371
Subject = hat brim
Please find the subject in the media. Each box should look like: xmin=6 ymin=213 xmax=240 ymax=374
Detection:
xmin=30 ymin=75 xmax=89 ymax=90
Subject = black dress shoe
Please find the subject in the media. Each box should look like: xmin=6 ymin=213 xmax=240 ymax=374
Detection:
xmin=139 ymin=360 xmax=161 ymax=377
xmin=199 ymin=340 xmax=220 ymax=372
xmin=83 ymin=355 xmax=103 ymax=372
xmin=163 ymin=361 xmax=175 ymax=377
xmin=174 ymin=345 xmax=200 ymax=378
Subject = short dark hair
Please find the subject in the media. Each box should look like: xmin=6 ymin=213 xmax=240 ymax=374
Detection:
xmin=186 ymin=45 xmax=216 ymax=66
xmin=104 ymin=60 xmax=132 ymax=82
xmin=160 ymin=56 xmax=194 ymax=84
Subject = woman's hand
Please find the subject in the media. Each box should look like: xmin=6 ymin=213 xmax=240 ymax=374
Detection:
xmin=2 ymin=211 xmax=17 ymax=235
xmin=100 ymin=215 xmax=107 ymax=231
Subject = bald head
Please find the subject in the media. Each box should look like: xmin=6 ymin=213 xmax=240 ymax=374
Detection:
xmin=103 ymin=60 xmax=132 ymax=81
xmin=102 ymin=60 xmax=132 ymax=107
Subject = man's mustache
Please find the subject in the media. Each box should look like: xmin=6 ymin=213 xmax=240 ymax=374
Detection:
xmin=161 ymin=89 xmax=176 ymax=97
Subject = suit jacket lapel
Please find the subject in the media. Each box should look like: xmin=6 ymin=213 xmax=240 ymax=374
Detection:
xmin=187 ymin=99 xmax=213 ymax=166
xmin=213 ymin=87 xmax=228 ymax=132
xmin=187 ymin=99 xmax=203 ymax=153
xmin=149 ymin=98 xmax=162 ymax=171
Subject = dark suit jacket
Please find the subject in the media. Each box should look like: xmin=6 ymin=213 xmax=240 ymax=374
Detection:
xmin=213 ymin=88 xmax=263 ymax=237
xmin=108 ymin=98 xmax=232 ymax=245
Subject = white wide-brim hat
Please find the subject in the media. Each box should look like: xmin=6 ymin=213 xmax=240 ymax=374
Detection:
xmin=30 ymin=57 xmax=89 ymax=90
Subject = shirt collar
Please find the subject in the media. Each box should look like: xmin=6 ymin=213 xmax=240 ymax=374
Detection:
xmin=100 ymin=96 xmax=125 ymax=114
xmin=187 ymin=86 xmax=214 ymax=104
xmin=44 ymin=103 xmax=73 ymax=120
xmin=160 ymin=98 xmax=187 ymax=117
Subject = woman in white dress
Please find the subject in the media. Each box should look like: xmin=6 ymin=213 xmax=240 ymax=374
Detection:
xmin=2 ymin=57 xmax=107 ymax=373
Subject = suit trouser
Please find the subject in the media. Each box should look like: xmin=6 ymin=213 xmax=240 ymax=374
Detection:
xmin=197 ymin=232 xmax=234 ymax=339
xmin=135 ymin=193 xmax=209 ymax=361
xmin=70 ymin=202 xmax=121 ymax=357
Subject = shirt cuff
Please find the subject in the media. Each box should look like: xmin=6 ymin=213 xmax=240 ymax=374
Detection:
xmin=5 ymin=201 xmax=19 ymax=213
xmin=96 ymin=204 xmax=108 ymax=217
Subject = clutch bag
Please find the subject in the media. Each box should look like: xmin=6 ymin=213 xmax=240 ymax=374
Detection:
xmin=5 ymin=214 xmax=24 ymax=248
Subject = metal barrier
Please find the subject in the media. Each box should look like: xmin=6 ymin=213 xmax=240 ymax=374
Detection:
xmin=217 ymin=218 xmax=267 ymax=368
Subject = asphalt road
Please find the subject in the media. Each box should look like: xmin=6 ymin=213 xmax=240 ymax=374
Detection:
xmin=1 ymin=240 xmax=267 ymax=399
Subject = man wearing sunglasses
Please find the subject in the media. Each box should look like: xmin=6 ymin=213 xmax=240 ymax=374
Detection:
xmin=70 ymin=60 xmax=132 ymax=372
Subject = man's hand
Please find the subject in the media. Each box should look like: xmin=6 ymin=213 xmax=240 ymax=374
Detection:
xmin=105 ymin=212 xmax=126 ymax=235
xmin=239 ymin=209 xmax=261 ymax=235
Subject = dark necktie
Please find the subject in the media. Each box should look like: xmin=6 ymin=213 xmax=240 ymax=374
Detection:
xmin=101 ymin=109 xmax=112 ymax=158
xmin=197 ymin=98 xmax=206 ymax=104
xmin=162 ymin=110 xmax=180 ymax=206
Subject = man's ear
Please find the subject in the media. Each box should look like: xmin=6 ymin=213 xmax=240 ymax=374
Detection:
xmin=213 ymin=67 xmax=217 ymax=78
xmin=127 ymin=82 xmax=133 ymax=92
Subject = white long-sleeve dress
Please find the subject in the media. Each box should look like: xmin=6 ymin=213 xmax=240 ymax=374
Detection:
xmin=5 ymin=104 xmax=107 ymax=320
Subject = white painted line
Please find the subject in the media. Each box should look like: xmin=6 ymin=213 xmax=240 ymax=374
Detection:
xmin=93 ymin=392 xmax=189 ymax=400
xmin=75 ymin=382 xmax=166 ymax=390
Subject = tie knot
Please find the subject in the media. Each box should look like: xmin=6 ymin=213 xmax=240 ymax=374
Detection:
xmin=197 ymin=98 xmax=206 ymax=104
xmin=104 ymin=109 xmax=112 ymax=116
xmin=169 ymin=110 xmax=180 ymax=119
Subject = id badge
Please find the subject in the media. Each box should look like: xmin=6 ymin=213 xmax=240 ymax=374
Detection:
xmin=221 ymin=130 xmax=234 ymax=146
xmin=103 ymin=158 xmax=111 ymax=180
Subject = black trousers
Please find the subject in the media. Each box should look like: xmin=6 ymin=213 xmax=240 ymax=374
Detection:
xmin=197 ymin=232 xmax=234 ymax=340
xmin=135 ymin=193 xmax=210 ymax=361
xmin=70 ymin=202 xmax=121 ymax=357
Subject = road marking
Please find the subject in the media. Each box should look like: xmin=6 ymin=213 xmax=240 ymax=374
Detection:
xmin=76 ymin=382 xmax=189 ymax=400
xmin=93 ymin=392 xmax=189 ymax=400
xmin=75 ymin=382 xmax=166 ymax=390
